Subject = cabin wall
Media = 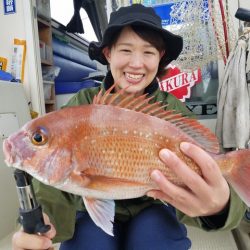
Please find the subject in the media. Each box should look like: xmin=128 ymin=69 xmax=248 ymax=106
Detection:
xmin=0 ymin=82 xmax=31 ymax=240
xmin=0 ymin=0 xmax=45 ymax=115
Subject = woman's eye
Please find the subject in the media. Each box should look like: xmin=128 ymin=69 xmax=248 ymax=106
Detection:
xmin=121 ymin=49 xmax=131 ymax=53
xmin=145 ymin=51 xmax=155 ymax=55
xmin=31 ymin=127 xmax=48 ymax=145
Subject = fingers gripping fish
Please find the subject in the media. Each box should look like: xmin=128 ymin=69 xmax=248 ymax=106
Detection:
xmin=3 ymin=84 xmax=250 ymax=236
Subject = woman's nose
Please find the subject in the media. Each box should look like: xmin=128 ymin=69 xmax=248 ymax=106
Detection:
xmin=129 ymin=53 xmax=143 ymax=68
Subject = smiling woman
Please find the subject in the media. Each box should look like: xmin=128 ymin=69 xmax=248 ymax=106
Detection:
xmin=102 ymin=26 xmax=165 ymax=96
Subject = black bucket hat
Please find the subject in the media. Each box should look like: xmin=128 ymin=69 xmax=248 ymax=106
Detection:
xmin=88 ymin=4 xmax=183 ymax=66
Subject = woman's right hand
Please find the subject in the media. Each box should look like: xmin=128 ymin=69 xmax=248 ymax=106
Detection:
xmin=12 ymin=213 xmax=56 ymax=250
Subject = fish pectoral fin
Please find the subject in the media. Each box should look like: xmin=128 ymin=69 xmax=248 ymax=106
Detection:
xmin=83 ymin=197 xmax=115 ymax=236
xmin=160 ymin=200 xmax=169 ymax=206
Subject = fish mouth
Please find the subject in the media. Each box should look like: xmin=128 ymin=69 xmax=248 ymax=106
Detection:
xmin=3 ymin=139 xmax=15 ymax=166
xmin=3 ymin=136 xmax=67 ymax=188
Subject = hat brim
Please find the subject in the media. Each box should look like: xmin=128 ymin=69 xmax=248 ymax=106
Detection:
xmin=88 ymin=20 xmax=183 ymax=66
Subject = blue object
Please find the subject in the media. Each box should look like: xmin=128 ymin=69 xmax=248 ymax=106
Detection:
xmin=153 ymin=0 xmax=209 ymax=26
xmin=52 ymin=36 xmax=100 ymax=94
xmin=3 ymin=0 xmax=16 ymax=15
xmin=53 ymin=55 xmax=96 ymax=82
xmin=244 ymin=210 xmax=250 ymax=222
xmin=153 ymin=3 xmax=174 ymax=26
xmin=53 ymin=38 xmax=96 ymax=70
xmin=0 ymin=70 xmax=16 ymax=81
xmin=55 ymin=80 xmax=100 ymax=95
xmin=59 ymin=204 xmax=191 ymax=250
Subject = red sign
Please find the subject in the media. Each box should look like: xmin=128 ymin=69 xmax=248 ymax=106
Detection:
xmin=159 ymin=65 xmax=202 ymax=102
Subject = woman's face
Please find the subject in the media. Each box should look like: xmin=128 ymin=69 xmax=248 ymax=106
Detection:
xmin=103 ymin=26 xmax=163 ymax=95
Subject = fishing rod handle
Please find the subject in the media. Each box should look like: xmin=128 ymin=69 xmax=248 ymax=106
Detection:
xmin=14 ymin=169 xmax=51 ymax=234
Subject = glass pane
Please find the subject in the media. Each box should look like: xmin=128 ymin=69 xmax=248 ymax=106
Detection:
xmin=185 ymin=62 xmax=218 ymax=118
xmin=50 ymin=0 xmax=97 ymax=42
xmin=151 ymin=1 xmax=219 ymax=119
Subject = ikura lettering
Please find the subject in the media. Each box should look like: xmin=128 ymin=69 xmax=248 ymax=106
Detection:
xmin=159 ymin=66 xmax=202 ymax=102
xmin=160 ymin=71 xmax=199 ymax=91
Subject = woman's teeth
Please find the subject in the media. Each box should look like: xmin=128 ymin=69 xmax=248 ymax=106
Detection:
xmin=126 ymin=73 xmax=144 ymax=80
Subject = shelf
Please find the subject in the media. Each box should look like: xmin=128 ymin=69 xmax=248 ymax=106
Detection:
xmin=43 ymin=80 xmax=54 ymax=84
xmin=41 ymin=59 xmax=53 ymax=66
xmin=37 ymin=17 xmax=51 ymax=28
xmin=36 ymin=2 xmax=55 ymax=113
xmin=45 ymin=100 xmax=55 ymax=104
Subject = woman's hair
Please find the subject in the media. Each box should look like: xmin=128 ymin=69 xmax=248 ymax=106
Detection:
xmin=106 ymin=25 xmax=167 ymax=78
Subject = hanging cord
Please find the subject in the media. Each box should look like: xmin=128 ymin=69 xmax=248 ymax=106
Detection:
xmin=208 ymin=0 xmax=227 ymax=65
xmin=218 ymin=0 xmax=230 ymax=58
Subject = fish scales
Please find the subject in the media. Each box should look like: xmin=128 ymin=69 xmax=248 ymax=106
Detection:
xmin=70 ymin=104 xmax=200 ymax=187
xmin=3 ymin=85 xmax=250 ymax=236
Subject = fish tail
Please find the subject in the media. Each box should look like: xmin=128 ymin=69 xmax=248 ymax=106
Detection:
xmin=221 ymin=149 xmax=250 ymax=206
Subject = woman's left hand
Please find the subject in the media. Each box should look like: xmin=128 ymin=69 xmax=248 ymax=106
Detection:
xmin=147 ymin=142 xmax=230 ymax=217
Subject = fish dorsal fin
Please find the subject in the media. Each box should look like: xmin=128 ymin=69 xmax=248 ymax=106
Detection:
xmin=83 ymin=197 xmax=115 ymax=236
xmin=93 ymin=83 xmax=219 ymax=153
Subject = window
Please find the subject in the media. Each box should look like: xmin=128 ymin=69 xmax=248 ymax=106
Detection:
xmin=50 ymin=0 xmax=97 ymax=42
xmin=152 ymin=1 xmax=219 ymax=118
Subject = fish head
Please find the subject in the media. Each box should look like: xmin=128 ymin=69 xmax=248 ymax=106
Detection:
xmin=3 ymin=114 xmax=75 ymax=186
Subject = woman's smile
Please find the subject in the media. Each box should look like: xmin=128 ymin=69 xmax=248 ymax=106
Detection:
xmin=124 ymin=72 xmax=145 ymax=85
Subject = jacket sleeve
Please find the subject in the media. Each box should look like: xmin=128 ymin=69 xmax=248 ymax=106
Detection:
xmin=62 ymin=86 xmax=101 ymax=107
xmin=177 ymin=186 xmax=247 ymax=231
xmin=33 ymin=179 xmax=82 ymax=243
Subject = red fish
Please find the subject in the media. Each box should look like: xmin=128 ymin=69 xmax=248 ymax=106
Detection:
xmin=3 ymin=85 xmax=250 ymax=235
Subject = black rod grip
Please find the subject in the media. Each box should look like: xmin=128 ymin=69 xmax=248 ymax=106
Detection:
xmin=14 ymin=169 xmax=51 ymax=234
xmin=235 ymin=8 xmax=250 ymax=22
xmin=19 ymin=205 xmax=51 ymax=234
xmin=14 ymin=169 xmax=32 ymax=187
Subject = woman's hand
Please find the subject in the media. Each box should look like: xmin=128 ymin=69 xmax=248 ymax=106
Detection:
xmin=147 ymin=142 xmax=230 ymax=217
xmin=12 ymin=213 xmax=56 ymax=250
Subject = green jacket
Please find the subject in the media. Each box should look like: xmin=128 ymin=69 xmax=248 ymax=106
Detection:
xmin=33 ymin=84 xmax=246 ymax=243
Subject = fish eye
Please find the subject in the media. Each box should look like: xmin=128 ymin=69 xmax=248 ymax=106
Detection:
xmin=31 ymin=127 xmax=48 ymax=146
